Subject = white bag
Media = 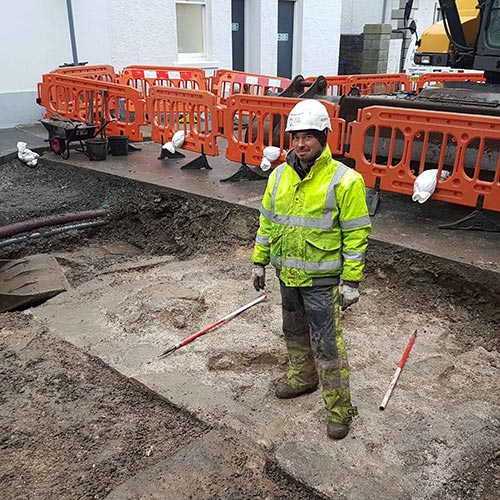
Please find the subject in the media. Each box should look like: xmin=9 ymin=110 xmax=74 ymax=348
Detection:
xmin=412 ymin=169 xmax=450 ymax=204
xmin=260 ymin=146 xmax=282 ymax=171
xmin=162 ymin=130 xmax=185 ymax=154
xmin=17 ymin=141 xmax=39 ymax=167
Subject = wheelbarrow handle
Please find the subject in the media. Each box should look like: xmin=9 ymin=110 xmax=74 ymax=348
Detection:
xmin=94 ymin=119 xmax=116 ymax=138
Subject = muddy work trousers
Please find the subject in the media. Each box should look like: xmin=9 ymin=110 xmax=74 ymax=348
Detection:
xmin=279 ymin=281 xmax=358 ymax=424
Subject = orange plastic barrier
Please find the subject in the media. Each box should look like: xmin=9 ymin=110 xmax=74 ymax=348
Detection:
xmin=37 ymin=73 xmax=146 ymax=141
xmin=118 ymin=66 xmax=207 ymax=96
xmin=52 ymin=65 xmax=117 ymax=83
xmin=224 ymin=95 xmax=345 ymax=168
xmin=206 ymin=68 xmax=246 ymax=95
xmin=216 ymin=71 xmax=291 ymax=106
xmin=347 ymin=73 xmax=412 ymax=95
xmin=346 ymin=106 xmax=500 ymax=212
xmin=147 ymin=86 xmax=219 ymax=155
xmin=416 ymin=72 xmax=485 ymax=92
xmin=305 ymin=76 xmax=350 ymax=96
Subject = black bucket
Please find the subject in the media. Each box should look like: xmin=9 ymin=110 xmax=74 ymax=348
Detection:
xmin=108 ymin=135 xmax=129 ymax=156
xmin=85 ymin=138 xmax=108 ymax=161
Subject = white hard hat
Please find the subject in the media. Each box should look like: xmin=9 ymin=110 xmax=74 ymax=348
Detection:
xmin=285 ymin=99 xmax=331 ymax=133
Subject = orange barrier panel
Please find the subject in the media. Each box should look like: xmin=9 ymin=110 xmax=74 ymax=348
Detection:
xmin=224 ymin=95 xmax=345 ymax=168
xmin=207 ymin=68 xmax=247 ymax=95
xmin=305 ymin=76 xmax=350 ymax=96
xmin=51 ymin=65 xmax=117 ymax=83
xmin=147 ymin=86 xmax=219 ymax=156
xmin=346 ymin=105 xmax=500 ymax=212
xmin=118 ymin=66 xmax=207 ymax=96
xmin=37 ymin=73 xmax=146 ymax=141
xmin=416 ymin=72 xmax=485 ymax=92
xmin=216 ymin=71 xmax=292 ymax=106
xmin=347 ymin=73 xmax=412 ymax=95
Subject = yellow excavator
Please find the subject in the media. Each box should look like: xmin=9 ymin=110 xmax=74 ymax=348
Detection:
xmin=339 ymin=0 xmax=500 ymax=122
xmin=414 ymin=0 xmax=481 ymax=69
xmin=414 ymin=0 xmax=500 ymax=83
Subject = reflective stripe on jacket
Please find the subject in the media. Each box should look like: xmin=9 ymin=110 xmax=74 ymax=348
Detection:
xmin=252 ymin=145 xmax=371 ymax=287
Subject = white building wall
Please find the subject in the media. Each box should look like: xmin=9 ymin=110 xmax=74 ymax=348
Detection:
xmin=341 ymin=0 xmax=390 ymax=34
xmin=1 ymin=0 xmax=112 ymax=128
xmin=73 ymin=0 xmax=113 ymax=65
xmin=409 ymin=0 xmax=439 ymax=35
xmin=0 ymin=0 xmax=344 ymax=128
xmin=106 ymin=0 xmax=176 ymax=67
xmin=299 ymin=0 xmax=343 ymax=77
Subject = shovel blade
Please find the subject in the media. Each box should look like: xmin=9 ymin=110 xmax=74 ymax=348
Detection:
xmin=0 ymin=255 xmax=69 ymax=313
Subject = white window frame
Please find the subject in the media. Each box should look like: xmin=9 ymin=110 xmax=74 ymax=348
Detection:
xmin=176 ymin=0 xmax=211 ymax=62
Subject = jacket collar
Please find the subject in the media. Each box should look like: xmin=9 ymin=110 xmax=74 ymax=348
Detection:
xmin=286 ymin=144 xmax=332 ymax=179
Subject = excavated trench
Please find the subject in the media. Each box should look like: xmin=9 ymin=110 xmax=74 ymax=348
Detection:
xmin=1 ymin=158 xmax=499 ymax=499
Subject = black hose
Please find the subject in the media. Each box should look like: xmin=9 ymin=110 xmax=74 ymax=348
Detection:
xmin=0 ymin=220 xmax=108 ymax=249
xmin=0 ymin=209 xmax=109 ymax=239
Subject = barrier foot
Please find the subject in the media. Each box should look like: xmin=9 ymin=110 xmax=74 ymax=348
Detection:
xmin=366 ymin=178 xmax=381 ymax=216
xmin=181 ymin=154 xmax=212 ymax=170
xmin=439 ymin=210 xmax=500 ymax=232
xmin=220 ymin=164 xmax=266 ymax=183
xmin=439 ymin=195 xmax=500 ymax=232
xmin=158 ymin=148 xmax=186 ymax=160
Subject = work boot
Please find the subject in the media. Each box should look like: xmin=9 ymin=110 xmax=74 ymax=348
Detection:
xmin=326 ymin=421 xmax=349 ymax=440
xmin=275 ymin=380 xmax=318 ymax=399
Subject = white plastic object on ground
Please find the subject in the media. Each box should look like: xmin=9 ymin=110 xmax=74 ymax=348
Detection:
xmin=17 ymin=142 xmax=40 ymax=167
xmin=162 ymin=130 xmax=185 ymax=154
xmin=260 ymin=146 xmax=282 ymax=171
xmin=412 ymin=169 xmax=450 ymax=203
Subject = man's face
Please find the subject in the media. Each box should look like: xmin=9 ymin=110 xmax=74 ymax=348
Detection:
xmin=291 ymin=131 xmax=324 ymax=166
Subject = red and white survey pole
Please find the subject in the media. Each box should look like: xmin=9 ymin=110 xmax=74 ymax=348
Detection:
xmin=379 ymin=330 xmax=417 ymax=411
xmin=159 ymin=294 xmax=268 ymax=358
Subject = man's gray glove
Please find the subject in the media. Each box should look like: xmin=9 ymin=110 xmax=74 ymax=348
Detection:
xmin=252 ymin=264 xmax=266 ymax=291
xmin=340 ymin=283 xmax=360 ymax=310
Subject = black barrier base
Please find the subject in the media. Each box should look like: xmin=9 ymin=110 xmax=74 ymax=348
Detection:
xmin=181 ymin=154 xmax=212 ymax=170
xmin=158 ymin=148 xmax=186 ymax=160
xmin=366 ymin=178 xmax=381 ymax=216
xmin=366 ymin=189 xmax=380 ymax=216
xmin=220 ymin=164 xmax=266 ymax=183
xmin=439 ymin=209 xmax=500 ymax=232
xmin=439 ymin=195 xmax=500 ymax=232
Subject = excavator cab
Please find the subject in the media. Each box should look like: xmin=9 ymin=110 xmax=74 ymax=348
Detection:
xmin=474 ymin=0 xmax=500 ymax=79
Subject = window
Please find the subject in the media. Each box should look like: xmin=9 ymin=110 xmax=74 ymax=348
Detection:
xmin=434 ymin=5 xmax=443 ymax=23
xmin=176 ymin=0 xmax=207 ymax=59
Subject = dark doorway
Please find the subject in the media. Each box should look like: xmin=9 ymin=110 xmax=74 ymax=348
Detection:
xmin=232 ymin=0 xmax=245 ymax=71
xmin=277 ymin=0 xmax=294 ymax=78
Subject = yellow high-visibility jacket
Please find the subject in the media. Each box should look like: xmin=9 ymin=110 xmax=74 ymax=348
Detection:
xmin=252 ymin=145 xmax=371 ymax=287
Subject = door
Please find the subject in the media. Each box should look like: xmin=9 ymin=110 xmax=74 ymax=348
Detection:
xmin=232 ymin=0 xmax=245 ymax=71
xmin=277 ymin=0 xmax=294 ymax=78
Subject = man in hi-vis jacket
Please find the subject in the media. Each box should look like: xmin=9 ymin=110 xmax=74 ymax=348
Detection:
xmin=251 ymin=99 xmax=371 ymax=439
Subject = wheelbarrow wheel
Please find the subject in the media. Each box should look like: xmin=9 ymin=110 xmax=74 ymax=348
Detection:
xmin=49 ymin=137 xmax=66 ymax=155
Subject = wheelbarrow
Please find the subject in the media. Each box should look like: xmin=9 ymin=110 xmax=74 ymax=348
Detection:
xmin=41 ymin=118 xmax=113 ymax=159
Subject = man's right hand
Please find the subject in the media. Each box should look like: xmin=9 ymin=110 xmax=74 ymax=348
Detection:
xmin=252 ymin=264 xmax=266 ymax=291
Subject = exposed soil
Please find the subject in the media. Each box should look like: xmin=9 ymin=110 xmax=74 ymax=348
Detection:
xmin=1 ymin=158 xmax=499 ymax=499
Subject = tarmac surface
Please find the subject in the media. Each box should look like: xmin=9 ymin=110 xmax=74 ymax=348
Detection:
xmin=2 ymin=122 xmax=499 ymax=273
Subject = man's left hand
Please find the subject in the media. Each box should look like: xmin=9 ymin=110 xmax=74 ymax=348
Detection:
xmin=340 ymin=284 xmax=360 ymax=310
